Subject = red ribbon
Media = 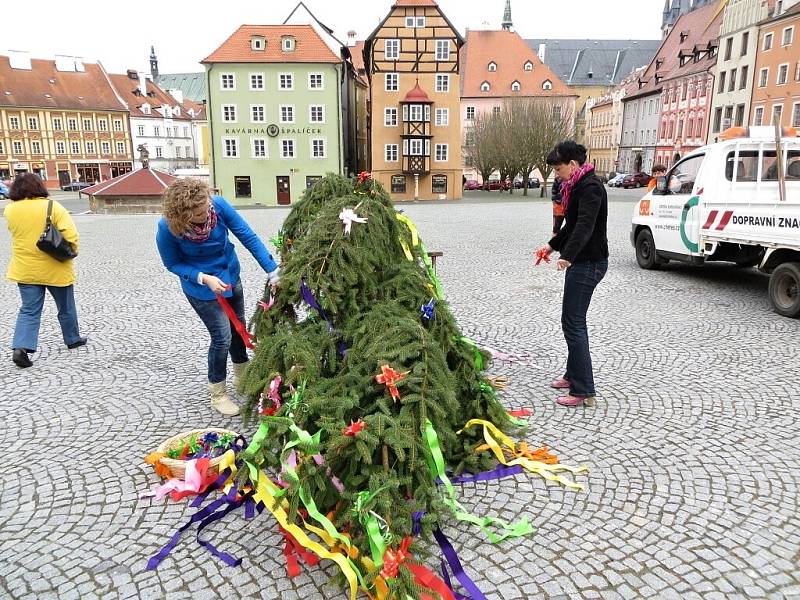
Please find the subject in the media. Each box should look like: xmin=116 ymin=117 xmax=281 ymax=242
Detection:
xmin=406 ymin=563 xmax=456 ymax=600
xmin=216 ymin=288 xmax=256 ymax=349
xmin=380 ymin=537 xmax=413 ymax=579
xmin=357 ymin=171 xmax=372 ymax=185
xmin=508 ymin=409 xmax=533 ymax=417
xmin=343 ymin=419 xmax=366 ymax=436
xmin=375 ymin=365 xmax=407 ymax=401
xmin=535 ymin=248 xmax=551 ymax=266
xmin=280 ymin=526 xmax=320 ymax=578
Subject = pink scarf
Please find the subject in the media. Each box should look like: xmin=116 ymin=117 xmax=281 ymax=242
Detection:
xmin=559 ymin=163 xmax=595 ymax=210
xmin=183 ymin=205 xmax=218 ymax=243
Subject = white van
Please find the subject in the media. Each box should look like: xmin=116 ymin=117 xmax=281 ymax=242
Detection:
xmin=631 ymin=126 xmax=800 ymax=317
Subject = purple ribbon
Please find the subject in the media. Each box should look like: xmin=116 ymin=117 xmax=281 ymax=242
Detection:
xmin=300 ymin=277 xmax=347 ymax=356
xmin=434 ymin=528 xmax=487 ymax=600
xmin=447 ymin=465 xmax=523 ymax=485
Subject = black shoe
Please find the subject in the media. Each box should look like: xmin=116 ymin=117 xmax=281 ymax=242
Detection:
xmin=67 ymin=336 xmax=88 ymax=350
xmin=12 ymin=348 xmax=33 ymax=368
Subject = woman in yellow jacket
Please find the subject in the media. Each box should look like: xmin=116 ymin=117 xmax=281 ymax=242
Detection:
xmin=4 ymin=174 xmax=86 ymax=368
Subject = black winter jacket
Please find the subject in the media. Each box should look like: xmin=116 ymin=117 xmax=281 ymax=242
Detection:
xmin=548 ymin=172 xmax=608 ymax=264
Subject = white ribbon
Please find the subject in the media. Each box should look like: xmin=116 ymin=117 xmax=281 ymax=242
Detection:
xmin=339 ymin=208 xmax=367 ymax=235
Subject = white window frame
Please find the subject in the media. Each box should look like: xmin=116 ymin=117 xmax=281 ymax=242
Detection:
xmin=511 ymin=81 xmax=521 ymax=91
xmin=792 ymin=102 xmax=800 ymax=128
xmin=13 ymin=140 xmax=23 ymax=154
xmin=777 ymin=63 xmax=789 ymax=85
xmin=435 ymin=74 xmax=449 ymax=93
xmin=70 ymin=141 xmax=80 ymax=154
xmin=153 ymin=125 xmax=161 ymax=136
xmin=83 ymin=118 xmax=93 ymax=131
xmin=385 ymin=73 xmax=399 ymax=92
xmin=782 ymin=26 xmax=794 ymax=46
xmin=308 ymin=73 xmax=324 ymax=90
xmin=434 ymin=143 xmax=448 ymax=162
xmin=763 ymin=32 xmax=774 ymax=51
xmin=53 ymin=117 xmax=62 ymax=130
xmin=385 ymin=39 xmax=400 ymax=60
xmin=67 ymin=118 xmax=76 ymax=130
xmin=250 ymin=73 xmax=265 ymax=91
xmin=280 ymin=105 xmax=295 ymax=124
xmin=436 ymin=40 xmax=450 ymax=61
xmin=155 ymin=146 xmax=163 ymax=158
xmin=410 ymin=105 xmax=423 ymax=121
xmin=405 ymin=16 xmax=425 ymax=28
xmin=98 ymin=118 xmax=108 ymax=132
xmin=31 ymin=140 xmax=42 ymax=154
xmin=753 ymin=106 xmax=764 ymax=126
xmin=309 ymin=105 xmax=325 ymax=124
xmin=543 ymin=80 xmax=553 ymax=90
xmin=175 ymin=146 xmax=182 ymax=158
xmin=410 ymin=139 xmax=423 ymax=156
xmin=524 ymin=61 xmax=533 ymax=71
xmin=222 ymin=137 xmax=239 ymax=158
xmin=488 ymin=62 xmax=497 ymax=72
xmin=281 ymin=139 xmax=296 ymax=159
xmin=251 ymin=104 xmax=266 ymax=123
xmin=435 ymin=108 xmax=449 ymax=126
xmin=113 ymin=119 xmax=123 ymax=132
xmin=220 ymin=73 xmax=236 ymax=90
xmin=771 ymin=104 xmax=783 ymax=126
xmin=480 ymin=81 xmax=490 ymax=92
xmin=116 ymin=141 xmax=125 ymax=154
xmin=279 ymin=73 xmax=294 ymax=90
xmin=222 ymin=104 xmax=238 ymax=123
xmin=759 ymin=67 xmax=769 ymax=87
xmin=56 ymin=141 xmax=66 ymax=154
xmin=384 ymin=107 xmax=398 ymax=126
xmin=252 ymin=137 xmax=268 ymax=159
xmin=310 ymin=138 xmax=326 ymax=159
xmin=385 ymin=143 xmax=398 ymax=162
xmin=101 ymin=141 xmax=110 ymax=155
xmin=466 ymin=106 xmax=476 ymax=120
xmin=282 ymin=37 xmax=295 ymax=52
xmin=137 ymin=125 xmax=145 ymax=136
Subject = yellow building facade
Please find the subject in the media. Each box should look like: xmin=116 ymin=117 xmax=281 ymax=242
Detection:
xmin=364 ymin=0 xmax=463 ymax=200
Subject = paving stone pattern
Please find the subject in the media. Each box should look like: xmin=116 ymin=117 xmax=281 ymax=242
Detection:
xmin=1 ymin=194 xmax=798 ymax=600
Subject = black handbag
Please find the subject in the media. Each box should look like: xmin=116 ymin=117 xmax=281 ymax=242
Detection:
xmin=37 ymin=199 xmax=78 ymax=261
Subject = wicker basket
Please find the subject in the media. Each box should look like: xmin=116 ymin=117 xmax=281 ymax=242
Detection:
xmin=155 ymin=428 xmax=239 ymax=480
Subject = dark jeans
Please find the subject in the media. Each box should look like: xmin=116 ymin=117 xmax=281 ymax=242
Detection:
xmin=13 ymin=284 xmax=81 ymax=351
xmin=186 ymin=280 xmax=248 ymax=384
xmin=561 ymin=260 xmax=608 ymax=397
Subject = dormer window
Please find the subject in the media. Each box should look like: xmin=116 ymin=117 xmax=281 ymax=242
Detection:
xmin=680 ymin=31 xmax=689 ymax=43
xmin=481 ymin=81 xmax=491 ymax=92
xmin=511 ymin=80 xmax=521 ymax=91
xmin=251 ymin=36 xmax=265 ymax=51
xmin=141 ymin=103 xmax=151 ymax=115
xmin=524 ymin=61 xmax=533 ymax=71
xmin=488 ymin=62 xmax=497 ymax=72
xmin=542 ymin=80 xmax=553 ymax=90
xmin=282 ymin=37 xmax=295 ymax=52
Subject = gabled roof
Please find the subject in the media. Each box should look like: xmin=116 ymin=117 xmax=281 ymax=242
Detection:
xmin=202 ymin=24 xmax=341 ymax=64
xmin=156 ymin=72 xmax=207 ymax=103
xmin=462 ymin=30 xmax=573 ymax=98
xmin=82 ymin=167 xmax=177 ymax=197
xmin=109 ymin=72 xmax=190 ymax=120
xmin=525 ymin=39 xmax=661 ymax=86
xmin=0 ymin=55 xmax=127 ymax=111
xmin=394 ymin=0 xmax=438 ymax=5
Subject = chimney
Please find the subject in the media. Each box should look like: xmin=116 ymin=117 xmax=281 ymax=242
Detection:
xmin=347 ymin=30 xmax=357 ymax=48
xmin=138 ymin=71 xmax=147 ymax=96
xmin=538 ymin=43 xmax=546 ymax=63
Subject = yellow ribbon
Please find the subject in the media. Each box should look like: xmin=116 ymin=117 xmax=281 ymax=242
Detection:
xmin=458 ymin=419 xmax=588 ymax=491
xmin=396 ymin=213 xmax=418 ymax=261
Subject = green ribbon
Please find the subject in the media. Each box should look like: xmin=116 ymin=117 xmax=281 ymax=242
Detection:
xmin=419 ymin=241 xmax=445 ymax=300
xmin=285 ymin=379 xmax=307 ymax=417
xmin=270 ymin=229 xmax=286 ymax=251
xmin=423 ymin=419 xmax=533 ymax=543
xmin=352 ymin=490 xmax=387 ymax=568
xmin=455 ymin=336 xmax=484 ymax=371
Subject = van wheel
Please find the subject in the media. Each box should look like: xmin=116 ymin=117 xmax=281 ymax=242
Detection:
xmin=768 ymin=262 xmax=800 ymax=318
xmin=635 ymin=229 xmax=663 ymax=270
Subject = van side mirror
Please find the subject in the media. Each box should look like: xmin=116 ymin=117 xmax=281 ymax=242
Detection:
xmin=654 ymin=176 xmax=668 ymax=195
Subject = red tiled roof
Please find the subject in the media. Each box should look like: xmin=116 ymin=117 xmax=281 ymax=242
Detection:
xmin=202 ymin=25 xmax=340 ymax=64
xmin=108 ymin=72 xmax=190 ymax=120
xmin=462 ymin=30 xmax=573 ymax=98
xmin=0 ymin=55 xmax=127 ymax=111
xmin=182 ymin=98 xmax=207 ymax=120
xmin=82 ymin=167 xmax=177 ymax=197
xmin=394 ymin=0 xmax=438 ymax=5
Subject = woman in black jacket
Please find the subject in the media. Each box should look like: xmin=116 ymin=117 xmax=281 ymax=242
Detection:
xmin=537 ymin=141 xmax=608 ymax=407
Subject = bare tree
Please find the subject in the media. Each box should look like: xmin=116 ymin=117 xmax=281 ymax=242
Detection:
xmin=463 ymin=111 xmax=501 ymax=188
xmin=522 ymin=98 xmax=576 ymax=197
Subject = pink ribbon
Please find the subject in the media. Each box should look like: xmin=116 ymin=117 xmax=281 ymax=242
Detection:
xmin=154 ymin=458 xmax=213 ymax=501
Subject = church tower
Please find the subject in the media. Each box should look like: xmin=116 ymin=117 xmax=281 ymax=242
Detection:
xmin=149 ymin=45 xmax=159 ymax=80
xmin=501 ymin=0 xmax=513 ymax=31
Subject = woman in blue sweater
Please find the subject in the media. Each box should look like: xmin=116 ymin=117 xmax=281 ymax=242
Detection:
xmin=156 ymin=179 xmax=279 ymax=416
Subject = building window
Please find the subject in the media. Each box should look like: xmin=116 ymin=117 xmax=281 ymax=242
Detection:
xmin=70 ymin=141 xmax=80 ymax=154
xmin=142 ymin=104 xmax=152 ymax=115
xmin=116 ymin=141 xmax=125 ymax=154
xmin=279 ymin=74 xmax=294 ymax=90
xmin=792 ymin=103 xmax=800 ymax=128
xmin=281 ymin=139 xmax=295 ymax=158
xmin=280 ymin=105 xmax=295 ymax=123
xmin=252 ymin=138 xmax=267 ymax=158
xmin=434 ymin=143 xmax=448 ymax=162
xmin=466 ymin=106 xmax=475 ymax=120
xmin=465 ymin=131 xmax=475 ymax=146
xmin=221 ymin=73 xmax=235 ymax=90
xmin=432 ymin=174 xmax=447 ymax=194
xmin=488 ymin=62 xmax=497 ymax=72
xmin=713 ymin=107 xmax=723 ymax=132
xmin=311 ymin=138 xmax=326 ymax=158
xmin=735 ymin=104 xmax=745 ymax=127
xmin=385 ymin=73 xmax=399 ymax=92
xmin=511 ymin=81 xmax=521 ymax=91
xmin=405 ymin=16 xmax=425 ymax=28
xmin=436 ymin=40 xmax=450 ymax=61
xmin=728 ymin=69 xmax=737 ymax=92
xmin=796 ymin=61 xmax=800 ymax=82
xmin=183 ymin=126 xmax=189 ymax=137
xmin=113 ymin=119 xmax=123 ymax=132
xmin=385 ymin=39 xmax=400 ymax=60
xmin=153 ymin=125 xmax=161 ymax=137
xmin=12 ymin=141 xmax=23 ymax=154
xmin=222 ymin=105 xmax=237 ymax=122
xmin=101 ymin=141 xmax=111 ymax=155
xmin=753 ymin=106 xmax=764 ymax=126
xmin=250 ymin=73 xmax=265 ymax=90
xmin=435 ymin=75 xmax=449 ymax=92
xmin=724 ymin=37 xmax=733 ymax=60
xmin=98 ymin=119 xmax=108 ymax=132
xmin=56 ymin=141 xmax=65 ymax=154
xmin=166 ymin=127 xmax=173 ymax=137
xmin=718 ymin=71 xmax=727 ymax=93
xmin=410 ymin=139 xmax=423 ymax=155
xmin=741 ymin=31 xmax=749 ymax=56
xmin=759 ymin=67 xmax=769 ymax=87
xmin=251 ymin=37 xmax=264 ymax=51
xmin=309 ymin=73 xmax=324 ymax=89
xmin=782 ymin=26 xmax=794 ymax=46
xmin=391 ymin=175 xmax=406 ymax=193
xmin=435 ymin=108 xmax=449 ymax=126
xmin=9 ymin=116 xmax=20 ymax=129
xmin=778 ymin=64 xmax=789 ymax=85
xmin=252 ymin=105 xmax=265 ymax=122
xmin=763 ymin=32 xmax=773 ymax=51
xmin=185 ymin=146 xmax=191 ymax=157
xmin=31 ymin=141 xmax=42 ymax=154
xmin=67 ymin=118 xmax=77 ymax=130
xmin=223 ymin=138 xmax=239 ymax=158
xmin=155 ymin=146 xmax=163 ymax=157
xmin=53 ymin=117 xmax=62 ymax=130
xmin=410 ymin=105 xmax=423 ymax=121
xmin=282 ymin=37 xmax=295 ymax=52
xmin=310 ymin=105 xmax=325 ymax=123
xmin=542 ymin=80 xmax=553 ymax=90
xmin=385 ymin=144 xmax=398 ymax=162
xmin=27 ymin=117 xmax=38 ymax=130
xmin=771 ymin=104 xmax=783 ymax=126
xmin=137 ymin=125 xmax=145 ymax=135
xmin=740 ymin=66 xmax=749 ymax=90
xmin=384 ymin=107 xmax=398 ymax=126
xmin=524 ymin=61 xmax=533 ymax=71
xmin=493 ymin=106 xmax=501 ymax=116
xmin=83 ymin=118 xmax=92 ymax=131
xmin=235 ymin=176 xmax=251 ymax=198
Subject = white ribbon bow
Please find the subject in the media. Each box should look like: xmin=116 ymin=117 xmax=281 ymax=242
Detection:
xmin=339 ymin=208 xmax=367 ymax=235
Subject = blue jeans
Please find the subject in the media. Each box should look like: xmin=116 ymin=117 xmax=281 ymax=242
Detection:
xmin=13 ymin=284 xmax=81 ymax=351
xmin=561 ymin=260 xmax=608 ymax=397
xmin=185 ymin=280 xmax=248 ymax=384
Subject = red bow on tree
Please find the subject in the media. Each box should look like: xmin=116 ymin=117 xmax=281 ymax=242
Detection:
xmin=379 ymin=537 xmax=413 ymax=579
xmin=357 ymin=171 xmax=372 ymax=185
xmin=375 ymin=365 xmax=408 ymax=401
xmin=343 ymin=419 xmax=366 ymax=436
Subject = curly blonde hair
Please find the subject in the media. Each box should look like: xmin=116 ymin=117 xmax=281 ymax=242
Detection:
xmin=162 ymin=178 xmax=212 ymax=236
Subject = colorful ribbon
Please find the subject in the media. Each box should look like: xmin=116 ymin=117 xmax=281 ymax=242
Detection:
xmin=455 ymin=337 xmax=485 ymax=371
xmin=375 ymin=364 xmax=408 ymax=401
xmin=396 ymin=213 xmax=444 ymax=299
xmin=535 ymin=247 xmax=551 ymax=266
xmin=216 ymin=289 xmax=255 ymax=349
xmin=421 ymin=299 xmax=436 ymax=321
xmin=434 ymin=527 xmax=488 ymax=600
xmin=339 ymin=208 xmax=368 ymax=235
xmin=154 ymin=458 xmax=217 ymax=502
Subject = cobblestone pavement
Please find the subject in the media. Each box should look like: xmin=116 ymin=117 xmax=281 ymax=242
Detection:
xmin=1 ymin=191 xmax=798 ymax=600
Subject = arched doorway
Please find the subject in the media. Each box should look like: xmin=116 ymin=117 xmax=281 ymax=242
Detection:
xmin=634 ymin=153 xmax=643 ymax=173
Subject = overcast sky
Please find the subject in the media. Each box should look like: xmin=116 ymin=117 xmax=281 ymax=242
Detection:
xmin=4 ymin=0 xmax=665 ymax=74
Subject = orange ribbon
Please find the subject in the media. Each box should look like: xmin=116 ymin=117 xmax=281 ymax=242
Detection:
xmin=375 ymin=365 xmax=408 ymax=401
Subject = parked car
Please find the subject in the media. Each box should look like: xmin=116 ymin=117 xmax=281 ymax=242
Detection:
xmin=513 ymin=177 xmax=541 ymax=189
xmin=0 ymin=181 xmax=9 ymax=199
xmin=61 ymin=181 xmax=93 ymax=192
xmin=608 ymin=173 xmax=629 ymax=187
xmin=622 ymin=172 xmax=652 ymax=188
xmin=463 ymin=179 xmax=482 ymax=191
xmin=484 ymin=178 xmax=511 ymax=191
